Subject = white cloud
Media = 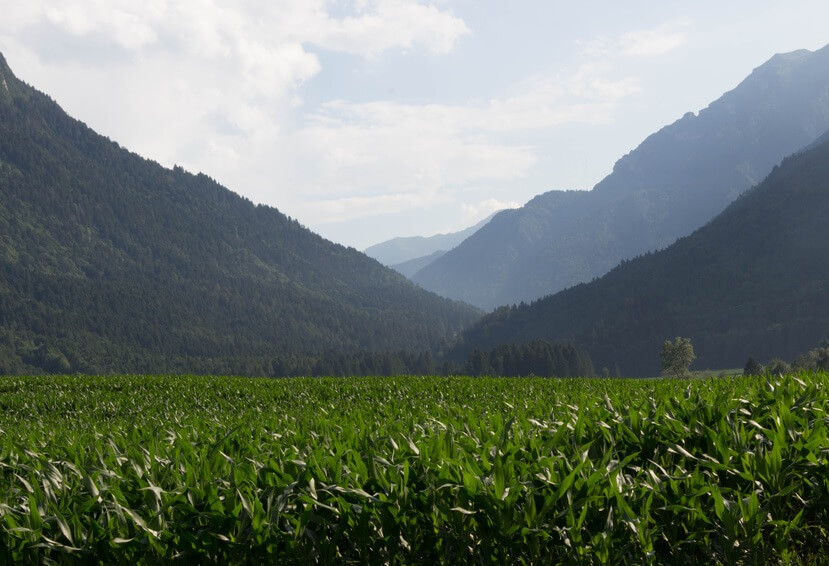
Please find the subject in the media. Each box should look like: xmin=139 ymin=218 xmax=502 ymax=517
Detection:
xmin=1 ymin=1 xmax=467 ymax=98
xmin=283 ymin=103 xmax=539 ymax=203
xmin=566 ymin=63 xmax=641 ymax=102
xmin=461 ymin=198 xmax=519 ymax=224
xmin=43 ymin=1 xmax=160 ymax=51
xmin=618 ymin=23 xmax=689 ymax=57
xmin=293 ymin=191 xmax=454 ymax=225
xmin=583 ymin=19 xmax=691 ymax=59
xmin=280 ymin=61 xmax=639 ymax=224
xmin=0 ymin=2 xmax=660 ymax=245
xmin=0 ymin=0 xmax=469 ymax=206
xmin=315 ymin=67 xmax=638 ymax=137
xmin=13 ymin=1 xmax=469 ymax=58
xmin=308 ymin=0 xmax=470 ymax=55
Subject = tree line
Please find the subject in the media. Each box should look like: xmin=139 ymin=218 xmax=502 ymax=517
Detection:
xmin=464 ymin=340 xmax=594 ymax=378
xmin=744 ymin=340 xmax=829 ymax=376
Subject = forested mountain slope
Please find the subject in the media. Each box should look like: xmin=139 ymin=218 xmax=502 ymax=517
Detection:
xmin=458 ymin=133 xmax=829 ymax=375
xmin=0 ymin=53 xmax=480 ymax=375
xmin=413 ymin=45 xmax=829 ymax=310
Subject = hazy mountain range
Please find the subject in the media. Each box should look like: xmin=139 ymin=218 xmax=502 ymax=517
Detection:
xmin=365 ymin=212 xmax=497 ymax=268
xmin=458 ymin=131 xmax=829 ymax=375
xmin=390 ymin=250 xmax=449 ymax=279
xmin=412 ymin=45 xmax=829 ymax=310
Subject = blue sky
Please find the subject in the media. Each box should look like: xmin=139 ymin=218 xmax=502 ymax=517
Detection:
xmin=2 ymin=1 xmax=829 ymax=249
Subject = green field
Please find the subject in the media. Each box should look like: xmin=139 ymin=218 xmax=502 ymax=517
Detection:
xmin=1 ymin=374 xmax=828 ymax=564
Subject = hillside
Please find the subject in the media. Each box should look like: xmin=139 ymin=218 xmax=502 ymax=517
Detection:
xmin=0 ymin=53 xmax=480 ymax=375
xmin=413 ymin=45 xmax=829 ymax=310
xmin=364 ymin=212 xmax=497 ymax=266
xmin=390 ymin=250 xmax=447 ymax=278
xmin=458 ymin=133 xmax=829 ymax=375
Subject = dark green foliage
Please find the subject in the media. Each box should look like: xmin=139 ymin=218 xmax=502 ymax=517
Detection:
xmin=744 ymin=358 xmax=764 ymax=376
xmin=661 ymin=337 xmax=696 ymax=377
xmin=413 ymin=45 xmax=829 ymax=309
xmin=0 ymin=53 xmax=480 ymax=375
xmin=766 ymin=358 xmax=792 ymax=375
xmin=464 ymin=340 xmax=594 ymax=377
xmin=459 ymin=132 xmax=829 ymax=376
xmin=1 ymin=373 xmax=828 ymax=563
xmin=793 ymin=342 xmax=829 ymax=372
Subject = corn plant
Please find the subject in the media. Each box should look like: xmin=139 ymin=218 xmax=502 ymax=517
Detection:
xmin=0 ymin=373 xmax=827 ymax=563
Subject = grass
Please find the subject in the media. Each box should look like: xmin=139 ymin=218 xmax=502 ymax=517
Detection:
xmin=0 ymin=373 xmax=828 ymax=563
xmin=687 ymin=368 xmax=743 ymax=379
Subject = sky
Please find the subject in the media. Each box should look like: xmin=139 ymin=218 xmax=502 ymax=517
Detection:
xmin=1 ymin=2 xmax=829 ymax=250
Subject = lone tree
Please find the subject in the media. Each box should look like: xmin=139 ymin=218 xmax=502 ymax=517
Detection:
xmin=661 ymin=337 xmax=695 ymax=377
xmin=743 ymin=357 xmax=764 ymax=376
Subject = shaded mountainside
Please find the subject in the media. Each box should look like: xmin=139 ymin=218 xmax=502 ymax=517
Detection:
xmin=0 ymin=53 xmax=480 ymax=375
xmin=458 ymin=134 xmax=829 ymax=376
xmin=391 ymin=249 xmax=447 ymax=278
xmin=413 ymin=45 xmax=829 ymax=310
xmin=364 ymin=212 xmax=497 ymax=266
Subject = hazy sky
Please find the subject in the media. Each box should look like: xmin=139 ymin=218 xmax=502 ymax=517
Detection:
xmin=2 ymin=2 xmax=828 ymax=249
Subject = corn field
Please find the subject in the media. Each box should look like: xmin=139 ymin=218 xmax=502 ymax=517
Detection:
xmin=1 ymin=374 xmax=828 ymax=563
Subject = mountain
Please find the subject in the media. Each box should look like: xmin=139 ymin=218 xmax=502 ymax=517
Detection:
xmin=458 ymin=132 xmax=829 ymax=376
xmin=0 ymin=52 xmax=481 ymax=375
xmin=413 ymin=45 xmax=829 ymax=310
xmin=364 ymin=212 xmax=498 ymax=267
xmin=390 ymin=250 xmax=447 ymax=278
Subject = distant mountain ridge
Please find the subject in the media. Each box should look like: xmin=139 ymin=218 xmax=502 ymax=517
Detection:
xmin=413 ymin=44 xmax=829 ymax=310
xmin=364 ymin=212 xmax=498 ymax=267
xmin=391 ymin=250 xmax=447 ymax=278
xmin=0 ymin=52 xmax=480 ymax=375
xmin=458 ymin=131 xmax=829 ymax=375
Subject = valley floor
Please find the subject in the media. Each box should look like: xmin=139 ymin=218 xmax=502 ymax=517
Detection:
xmin=1 ymin=373 xmax=827 ymax=563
